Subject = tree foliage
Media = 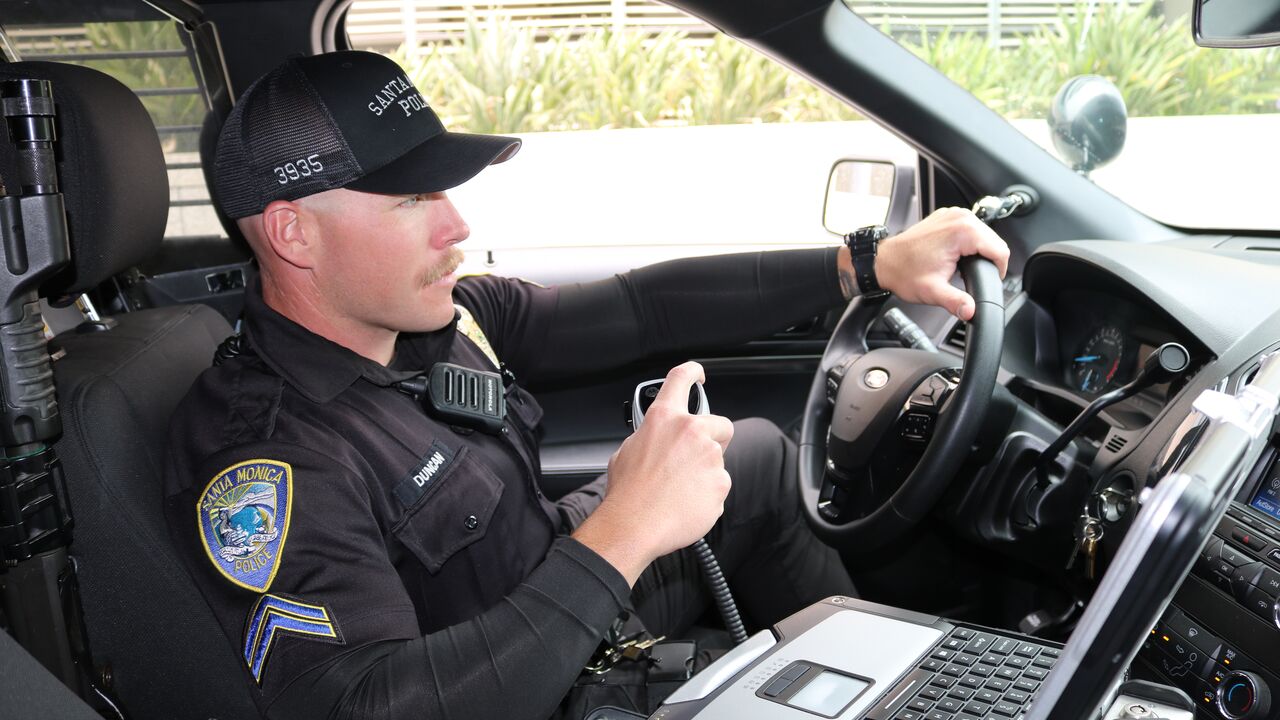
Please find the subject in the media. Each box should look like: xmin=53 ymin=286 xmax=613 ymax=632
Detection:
xmin=389 ymin=3 xmax=1279 ymax=134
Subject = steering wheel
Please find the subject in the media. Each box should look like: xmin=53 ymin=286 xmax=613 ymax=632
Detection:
xmin=798 ymin=256 xmax=1005 ymax=550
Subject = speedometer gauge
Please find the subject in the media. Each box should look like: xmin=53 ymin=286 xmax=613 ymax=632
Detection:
xmin=1071 ymin=326 xmax=1126 ymax=394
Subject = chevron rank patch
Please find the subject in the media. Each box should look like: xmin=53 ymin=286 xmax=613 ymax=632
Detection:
xmin=243 ymin=594 xmax=342 ymax=683
xmin=198 ymin=459 xmax=293 ymax=592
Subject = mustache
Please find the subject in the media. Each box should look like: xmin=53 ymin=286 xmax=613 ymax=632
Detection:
xmin=422 ymin=246 xmax=465 ymax=286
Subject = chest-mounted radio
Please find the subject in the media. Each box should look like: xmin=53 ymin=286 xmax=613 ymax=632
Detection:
xmin=394 ymin=362 xmax=507 ymax=434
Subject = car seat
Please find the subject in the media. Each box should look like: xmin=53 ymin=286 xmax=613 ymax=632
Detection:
xmin=0 ymin=61 xmax=259 ymax=719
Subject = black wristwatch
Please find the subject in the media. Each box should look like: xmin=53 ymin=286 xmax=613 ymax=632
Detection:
xmin=845 ymin=224 xmax=890 ymax=300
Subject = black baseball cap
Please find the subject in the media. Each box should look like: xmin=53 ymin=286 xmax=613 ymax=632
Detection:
xmin=213 ymin=51 xmax=520 ymax=219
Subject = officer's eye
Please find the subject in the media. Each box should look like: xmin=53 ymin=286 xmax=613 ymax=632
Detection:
xmin=399 ymin=194 xmax=426 ymax=209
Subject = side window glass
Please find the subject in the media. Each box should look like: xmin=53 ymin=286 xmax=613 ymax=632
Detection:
xmin=345 ymin=1 xmax=916 ymax=252
xmin=6 ymin=21 xmax=222 ymax=242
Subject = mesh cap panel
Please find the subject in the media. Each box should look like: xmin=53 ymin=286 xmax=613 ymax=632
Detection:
xmin=214 ymin=62 xmax=363 ymax=219
xmin=212 ymin=52 xmax=519 ymax=221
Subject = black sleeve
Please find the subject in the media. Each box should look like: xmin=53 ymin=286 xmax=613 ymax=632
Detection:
xmin=554 ymin=474 xmax=609 ymax=533
xmin=455 ymin=247 xmax=844 ymax=384
xmin=166 ymin=439 xmax=629 ymax=720
xmin=269 ymin=538 xmax=628 ymax=720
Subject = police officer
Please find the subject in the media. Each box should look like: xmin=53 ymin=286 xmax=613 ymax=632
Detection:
xmin=163 ymin=51 xmax=1009 ymax=719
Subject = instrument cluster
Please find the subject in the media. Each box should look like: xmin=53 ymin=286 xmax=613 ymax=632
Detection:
xmin=1052 ymin=289 xmax=1184 ymax=399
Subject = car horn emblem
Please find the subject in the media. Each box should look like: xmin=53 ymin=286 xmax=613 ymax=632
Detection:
xmin=864 ymin=368 xmax=889 ymax=389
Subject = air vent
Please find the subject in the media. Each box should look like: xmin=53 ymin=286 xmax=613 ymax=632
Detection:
xmin=1239 ymin=363 xmax=1261 ymax=390
xmin=1105 ymin=434 xmax=1128 ymax=454
xmin=944 ymin=323 xmax=968 ymax=353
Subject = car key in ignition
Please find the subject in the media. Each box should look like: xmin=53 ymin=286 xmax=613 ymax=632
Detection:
xmin=626 ymin=377 xmax=747 ymax=645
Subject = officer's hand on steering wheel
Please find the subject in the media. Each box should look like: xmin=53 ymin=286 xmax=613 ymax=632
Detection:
xmin=875 ymin=208 xmax=1011 ymax=321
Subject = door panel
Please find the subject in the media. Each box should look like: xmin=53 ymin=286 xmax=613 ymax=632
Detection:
xmin=535 ymin=353 xmax=823 ymax=497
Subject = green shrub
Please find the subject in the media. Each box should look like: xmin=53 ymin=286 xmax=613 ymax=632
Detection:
xmin=1007 ymin=1 xmax=1278 ymax=117
xmin=387 ymin=3 xmax=1279 ymax=134
xmin=388 ymin=20 xmax=862 ymax=132
xmin=74 ymin=22 xmax=204 ymax=150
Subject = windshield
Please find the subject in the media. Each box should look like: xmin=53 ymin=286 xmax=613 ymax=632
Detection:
xmin=844 ymin=0 xmax=1280 ymax=232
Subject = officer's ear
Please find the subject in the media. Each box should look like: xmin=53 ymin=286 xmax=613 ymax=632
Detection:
xmin=259 ymin=199 xmax=316 ymax=270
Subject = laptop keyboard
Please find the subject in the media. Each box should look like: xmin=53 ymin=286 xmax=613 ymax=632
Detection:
xmin=864 ymin=626 xmax=1061 ymax=720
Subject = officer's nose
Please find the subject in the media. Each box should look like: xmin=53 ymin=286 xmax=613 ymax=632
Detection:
xmin=431 ymin=193 xmax=470 ymax=249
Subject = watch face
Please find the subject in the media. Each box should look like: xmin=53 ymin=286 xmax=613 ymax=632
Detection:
xmin=849 ymin=225 xmax=886 ymax=253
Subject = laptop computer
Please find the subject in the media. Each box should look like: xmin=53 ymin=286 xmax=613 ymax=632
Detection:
xmin=652 ymin=352 xmax=1280 ymax=720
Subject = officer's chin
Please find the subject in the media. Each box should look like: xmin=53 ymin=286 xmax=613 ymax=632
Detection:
xmin=414 ymin=288 xmax=460 ymax=332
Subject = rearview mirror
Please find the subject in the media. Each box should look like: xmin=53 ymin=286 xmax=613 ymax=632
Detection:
xmin=1193 ymin=0 xmax=1280 ymax=48
xmin=822 ymin=160 xmax=894 ymax=236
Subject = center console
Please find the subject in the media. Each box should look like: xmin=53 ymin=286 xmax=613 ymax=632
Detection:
xmin=1138 ymin=440 xmax=1280 ymax=719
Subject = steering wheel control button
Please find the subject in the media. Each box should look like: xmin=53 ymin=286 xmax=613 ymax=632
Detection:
xmin=900 ymin=413 xmax=933 ymax=443
xmin=907 ymin=374 xmax=952 ymax=408
xmin=1216 ymin=672 xmax=1270 ymax=720
xmin=863 ymin=368 xmax=889 ymax=389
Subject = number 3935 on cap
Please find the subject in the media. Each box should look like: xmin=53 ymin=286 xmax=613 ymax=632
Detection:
xmin=212 ymin=50 xmax=521 ymax=220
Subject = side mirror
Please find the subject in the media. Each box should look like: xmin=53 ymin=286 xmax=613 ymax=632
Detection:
xmin=1048 ymin=75 xmax=1127 ymax=176
xmin=823 ymin=159 xmax=913 ymax=236
xmin=1194 ymin=0 xmax=1280 ymax=48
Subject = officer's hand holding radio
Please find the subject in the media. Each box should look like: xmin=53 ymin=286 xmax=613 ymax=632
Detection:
xmin=572 ymin=361 xmax=734 ymax=586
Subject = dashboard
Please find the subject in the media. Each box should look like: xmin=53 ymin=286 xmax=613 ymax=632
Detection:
xmin=995 ymin=239 xmax=1280 ymax=719
xmin=1139 ymin=418 xmax=1280 ymax=720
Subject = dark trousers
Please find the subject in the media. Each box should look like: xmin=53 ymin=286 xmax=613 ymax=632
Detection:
xmin=630 ymin=417 xmax=856 ymax=638
xmin=558 ymin=418 xmax=856 ymax=719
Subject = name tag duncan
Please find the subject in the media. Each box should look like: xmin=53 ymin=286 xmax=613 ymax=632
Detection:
xmin=393 ymin=441 xmax=457 ymax=508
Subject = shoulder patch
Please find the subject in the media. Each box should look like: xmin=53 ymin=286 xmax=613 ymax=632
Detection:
xmin=243 ymin=594 xmax=342 ymax=684
xmin=198 ymin=459 xmax=293 ymax=592
xmin=455 ymin=304 xmax=500 ymax=369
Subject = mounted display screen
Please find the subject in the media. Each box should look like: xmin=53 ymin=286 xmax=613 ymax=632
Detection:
xmin=1248 ymin=463 xmax=1280 ymax=522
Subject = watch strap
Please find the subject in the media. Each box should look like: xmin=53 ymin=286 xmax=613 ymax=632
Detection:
xmin=846 ymin=225 xmax=890 ymax=300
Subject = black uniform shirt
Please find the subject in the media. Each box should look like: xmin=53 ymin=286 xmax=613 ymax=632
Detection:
xmin=163 ymin=248 xmax=844 ymax=719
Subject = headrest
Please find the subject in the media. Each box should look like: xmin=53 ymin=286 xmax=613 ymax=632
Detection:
xmin=0 ymin=62 xmax=169 ymax=296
